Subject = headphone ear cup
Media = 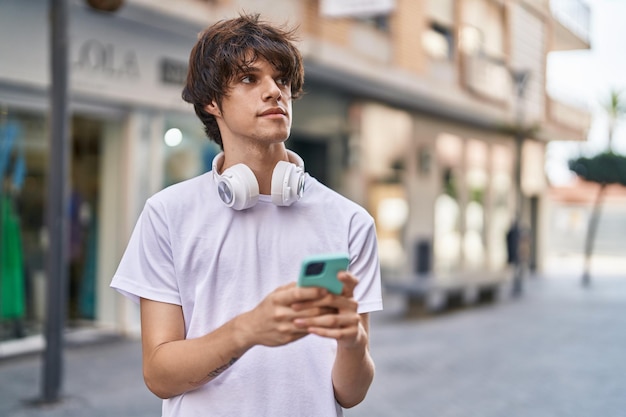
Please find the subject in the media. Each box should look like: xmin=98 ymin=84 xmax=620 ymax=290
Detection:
xmin=271 ymin=161 xmax=305 ymax=206
xmin=218 ymin=164 xmax=259 ymax=210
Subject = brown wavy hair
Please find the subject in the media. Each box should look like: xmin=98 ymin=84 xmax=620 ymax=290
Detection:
xmin=182 ymin=14 xmax=305 ymax=148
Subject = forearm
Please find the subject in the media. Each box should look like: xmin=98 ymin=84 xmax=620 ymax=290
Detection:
xmin=141 ymin=285 xmax=326 ymax=399
xmin=143 ymin=314 xmax=252 ymax=399
xmin=331 ymin=322 xmax=375 ymax=408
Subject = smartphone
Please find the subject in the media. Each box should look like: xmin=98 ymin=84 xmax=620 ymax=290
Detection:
xmin=297 ymin=253 xmax=350 ymax=295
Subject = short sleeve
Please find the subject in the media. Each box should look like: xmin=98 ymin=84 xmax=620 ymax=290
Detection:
xmin=110 ymin=199 xmax=181 ymax=305
xmin=348 ymin=211 xmax=383 ymax=314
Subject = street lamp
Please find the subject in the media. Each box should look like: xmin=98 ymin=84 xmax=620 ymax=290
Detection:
xmin=42 ymin=0 xmax=125 ymax=403
xmin=41 ymin=0 xmax=70 ymax=404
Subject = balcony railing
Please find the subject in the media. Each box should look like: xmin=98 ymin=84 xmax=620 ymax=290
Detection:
xmin=462 ymin=53 xmax=510 ymax=103
xmin=550 ymin=0 xmax=590 ymax=44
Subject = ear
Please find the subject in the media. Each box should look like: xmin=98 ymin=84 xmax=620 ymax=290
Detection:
xmin=204 ymin=101 xmax=221 ymax=117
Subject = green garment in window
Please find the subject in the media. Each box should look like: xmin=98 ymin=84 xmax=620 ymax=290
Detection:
xmin=1 ymin=196 xmax=25 ymax=319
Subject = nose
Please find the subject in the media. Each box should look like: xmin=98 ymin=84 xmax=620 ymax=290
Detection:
xmin=262 ymin=77 xmax=282 ymax=101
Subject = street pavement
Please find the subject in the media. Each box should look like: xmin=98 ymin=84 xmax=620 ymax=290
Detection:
xmin=1 ymin=261 xmax=625 ymax=417
xmin=0 ymin=334 xmax=161 ymax=417
xmin=347 ymin=270 xmax=626 ymax=417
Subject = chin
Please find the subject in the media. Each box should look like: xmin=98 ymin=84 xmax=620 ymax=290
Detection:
xmin=260 ymin=130 xmax=291 ymax=143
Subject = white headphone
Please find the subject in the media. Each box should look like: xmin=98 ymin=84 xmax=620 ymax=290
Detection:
xmin=212 ymin=150 xmax=306 ymax=210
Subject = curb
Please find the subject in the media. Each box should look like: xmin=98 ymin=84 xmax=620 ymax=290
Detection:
xmin=0 ymin=328 xmax=127 ymax=361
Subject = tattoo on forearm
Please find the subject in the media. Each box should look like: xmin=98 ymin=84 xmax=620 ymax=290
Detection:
xmin=190 ymin=357 xmax=239 ymax=387
xmin=207 ymin=357 xmax=239 ymax=378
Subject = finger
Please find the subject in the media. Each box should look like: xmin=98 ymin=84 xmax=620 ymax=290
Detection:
xmin=337 ymin=271 xmax=358 ymax=298
xmin=291 ymin=306 xmax=338 ymax=319
xmin=293 ymin=292 xmax=358 ymax=313
xmin=291 ymin=293 xmax=335 ymax=311
xmin=307 ymin=324 xmax=366 ymax=349
xmin=294 ymin=311 xmax=359 ymax=330
xmin=267 ymin=326 xmax=311 ymax=346
xmin=274 ymin=285 xmax=327 ymax=306
xmin=306 ymin=325 xmax=359 ymax=342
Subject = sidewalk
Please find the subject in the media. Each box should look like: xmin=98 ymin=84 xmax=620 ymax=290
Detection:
xmin=348 ymin=267 xmax=626 ymax=417
xmin=0 ymin=333 xmax=161 ymax=417
xmin=1 ymin=261 xmax=625 ymax=416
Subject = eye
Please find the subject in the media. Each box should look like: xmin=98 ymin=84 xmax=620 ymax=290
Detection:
xmin=276 ymin=77 xmax=290 ymax=87
xmin=241 ymin=75 xmax=255 ymax=84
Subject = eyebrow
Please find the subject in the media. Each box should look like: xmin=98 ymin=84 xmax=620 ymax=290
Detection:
xmin=238 ymin=64 xmax=260 ymax=73
xmin=233 ymin=64 xmax=259 ymax=81
xmin=235 ymin=63 xmax=285 ymax=78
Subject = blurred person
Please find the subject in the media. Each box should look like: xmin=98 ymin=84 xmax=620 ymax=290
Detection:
xmin=110 ymin=14 xmax=382 ymax=417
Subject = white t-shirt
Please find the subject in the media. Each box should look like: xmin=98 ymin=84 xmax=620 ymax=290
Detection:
xmin=111 ymin=172 xmax=383 ymax=417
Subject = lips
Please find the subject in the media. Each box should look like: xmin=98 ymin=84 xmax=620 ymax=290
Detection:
xmin=259 ymin=107 xmax=287 ymax=117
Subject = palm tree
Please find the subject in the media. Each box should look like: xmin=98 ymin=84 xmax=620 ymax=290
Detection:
xmin=569 ymin=89 xmax=626 ymax=286
xmin=605 ymin=90 xmax=626 ymax=151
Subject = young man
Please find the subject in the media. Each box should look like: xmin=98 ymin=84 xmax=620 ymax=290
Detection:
xmin=111 ymin=14 xmax=382 ymax=416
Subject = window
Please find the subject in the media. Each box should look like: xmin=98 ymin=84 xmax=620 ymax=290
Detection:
xmin=423 ymin=22 xmax=454 ymax=60
xmin=357 ymin=14 xmax=390 ymax=32
xmin=460 ymin=0 xmax=507 ymax=101
xmin=460 ymin=0 xmax=505 ymax=59
xmin=424 ymin=0 xmax=455 ymax=60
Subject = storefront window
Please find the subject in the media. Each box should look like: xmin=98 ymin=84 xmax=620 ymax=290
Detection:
xmin=0 ymin=109 xmax=113 ymax=341
xmin=1 ymin=110 xmax=46 ymax=340
xmin=435 ymin=168 xmax=462 ymax=273
xmin=359 ymin=103 xmax=412 ymax=274
xmin=369 ymin=183 xmax=409 ymax=273
xmin=162 ymin=114 xmax=219 ymax=188
xmin=464 ymin=139 xmax=487 ymax=269
xmin=489 ymin=144 xmax=513 ymax=270
xmin=434 ymin=133 xmax=463 ymax=273
xmin=68 ymin=116 xmax=103 ymax=321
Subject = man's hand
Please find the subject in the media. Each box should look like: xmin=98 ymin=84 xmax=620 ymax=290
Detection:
xmin=291 ymin=272 xmax=365 ymax=349
xmin=237 ymin=283 xmax=334 ymax=347
xmin=289 ymin=272 xmax=374 ymax=407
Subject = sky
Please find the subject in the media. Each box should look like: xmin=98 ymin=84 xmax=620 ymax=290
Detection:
xmin=545 ymin=0 xmax=626 ymax=185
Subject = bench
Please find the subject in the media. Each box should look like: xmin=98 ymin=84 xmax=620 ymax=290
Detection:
xmin=384 ymin=271 xmax=510 ymax=315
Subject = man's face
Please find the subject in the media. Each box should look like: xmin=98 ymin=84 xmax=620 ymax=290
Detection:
xmin=206 ymin=57 xmax=293 ymax=148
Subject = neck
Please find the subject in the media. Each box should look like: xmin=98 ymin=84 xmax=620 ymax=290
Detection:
xmin=222 ymin=143 xmax=288 ymax=195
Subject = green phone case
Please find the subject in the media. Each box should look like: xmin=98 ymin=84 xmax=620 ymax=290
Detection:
xmin=298 ymin=253 xmax=350 ymax=295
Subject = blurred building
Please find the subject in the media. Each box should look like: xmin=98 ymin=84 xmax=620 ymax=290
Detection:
xmin=547 ymin=179 xmax=626 ymax=258
xmin=0 ymin=0 xmax=590 ymax=338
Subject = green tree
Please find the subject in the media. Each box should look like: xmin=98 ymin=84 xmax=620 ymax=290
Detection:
xmin=569 ymin=89 xmax=626 ymax=286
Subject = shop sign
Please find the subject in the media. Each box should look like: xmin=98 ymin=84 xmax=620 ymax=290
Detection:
xmin=160 ymin=58 xmax=188 ymax=86
xmin=73 ymin=39 xmax=140 ymax=79
xmin=320 ymin=0 xmax=395 ymax=17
